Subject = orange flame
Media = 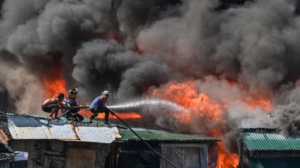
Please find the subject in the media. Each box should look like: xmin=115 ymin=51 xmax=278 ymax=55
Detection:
xmin=241 ymin=91 xmax=272 ymax=112
xmin=79 ymin=109 xmax=142 ymax=119
xmin=42 ymin=64 xmax=67 ymax=99
xmin=41 ymin=61 xmax=142 ymax=119
xmin=149 ymin=80 xmax=271 ymax=168
xmin=217 ymin=142 xmax=239 ymax=168
xmin=149 ymin=81 xmax=225 ymax=125
xmin=104 ymin=112 xmax=142 ymax=119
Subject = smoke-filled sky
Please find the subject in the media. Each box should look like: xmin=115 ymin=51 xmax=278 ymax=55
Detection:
xmin=2 ymin=0 xmax=300 ymax=163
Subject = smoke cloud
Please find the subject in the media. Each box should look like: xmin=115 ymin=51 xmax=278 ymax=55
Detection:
xmin=0 ymin=56 xmax=43 ymax=114
xmin=2 ymin=0 xmax=300 ymax=165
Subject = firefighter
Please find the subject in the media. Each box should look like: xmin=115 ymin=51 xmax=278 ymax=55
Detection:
xmin=42 ymin=93 xmax=73 ymax=119
xmin=89 ymin=90 xmax=114 ymax=125
xmin=61 ymin=88 xmax=84 ymax=122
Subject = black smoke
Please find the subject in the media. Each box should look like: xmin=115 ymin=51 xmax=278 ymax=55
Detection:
xmin=2 ymin=0 xmax=300 ymax=164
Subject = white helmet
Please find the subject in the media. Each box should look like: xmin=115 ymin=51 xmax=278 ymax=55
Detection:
xmin=102 ymin=90 xmax=109 ymax=96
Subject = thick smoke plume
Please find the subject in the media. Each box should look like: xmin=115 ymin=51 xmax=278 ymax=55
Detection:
xmin=2 ymin=0 xmax=300 ymax=165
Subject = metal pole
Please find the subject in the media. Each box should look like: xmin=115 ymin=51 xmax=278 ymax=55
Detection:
xmin=57 ymin=109 xmax=71 ymax=118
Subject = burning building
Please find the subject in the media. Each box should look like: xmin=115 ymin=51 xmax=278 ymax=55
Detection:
xmin=2 ymin=0 xmax=300 ymax=167
xmin=0 ymin=112 xmax=220 ymax=168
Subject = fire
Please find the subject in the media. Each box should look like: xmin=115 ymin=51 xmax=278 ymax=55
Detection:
xmin=217 ymin=143 xmax=239 ymax=168
xmin=149 ymin=80 xmax=271 ymax=168
xmin=241 ymin=91 xmax=272 ymax=112
xmin=79 ymin=109 xmax=142 ymax=119
xmin=41 ymin=63 xmax=142 ymax=119
xmin=40 ymin=60 xmax=266 ymax=168
xmin=103 ymin=112 xmax=142 ymax=119
xmin=222 ymin=80 xmax=271 ymax=112
xmin=42 ymin=63 xmax=67 ymax=99
xmin=149 ymin=81 xmax=225 ymax=125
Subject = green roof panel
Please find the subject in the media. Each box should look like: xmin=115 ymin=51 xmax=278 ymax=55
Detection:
xmin=242 ymin=128 xmax=300 ymax=151
xmin=118 ymin=128 xmax=221 ymax=141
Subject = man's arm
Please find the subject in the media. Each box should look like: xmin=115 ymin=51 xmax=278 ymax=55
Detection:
xmin=42 ymin=98 xmax=50 ymax=105
xmin=58 ymin=102 xmax=75 ymax=109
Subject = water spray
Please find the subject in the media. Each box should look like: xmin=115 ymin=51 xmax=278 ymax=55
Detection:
xmin=108 ymin=98 xmax=189 ymax=115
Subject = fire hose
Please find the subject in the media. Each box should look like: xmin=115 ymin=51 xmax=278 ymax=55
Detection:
xmin=57 ymin=106 xmax=89 ymax=118
xmin=110 ymin=111 xmax=179 ymax=168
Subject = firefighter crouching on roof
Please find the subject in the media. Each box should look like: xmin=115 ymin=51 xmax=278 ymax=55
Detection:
xmin=42 ymin=93 xmax=75 ymax=119
xmin=89 ymin=90 xmax=114 ymax=125
xmin=61 ymin=88 xmax=84 ymax=122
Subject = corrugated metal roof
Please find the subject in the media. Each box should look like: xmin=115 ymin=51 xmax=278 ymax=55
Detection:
xmin=7 ymin=115 xmax=120 ymax=144
xmin=2 ymin=112 xmax=220 ymax=143
xmin=118 ymin=128 xmax=221 ymax=141
xmin=242 ymin=128 xmax=300 ymax=151
xmin=73 ymin=122 xmax=121 ymax=143
xmin=8 ymin=116 xmax=79 ymax=140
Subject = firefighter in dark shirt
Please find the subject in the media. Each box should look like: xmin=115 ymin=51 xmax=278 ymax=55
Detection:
xmin=61 ymin=88 xmax=84 ymax=122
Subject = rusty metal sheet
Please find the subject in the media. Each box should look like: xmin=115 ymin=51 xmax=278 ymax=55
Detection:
xmin=8 ymin=116 xmax=79 ymax=140
xmin=7 ymin=115 xmax=122 ymax=143
xmin=73 ymin=122 xmax=121 ymax=143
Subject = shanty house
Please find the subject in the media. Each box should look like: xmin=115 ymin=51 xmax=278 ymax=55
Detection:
xmin=239 ymin=128 xmax=300 ymax=168
xmin=0 ymin=112 xmax=220 ymax=168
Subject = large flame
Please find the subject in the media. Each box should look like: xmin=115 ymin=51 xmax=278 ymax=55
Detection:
xmin=149 ymin=81 xmax=225 ymax=125
xmin=40 ymin=59 xmax=268 ymax=168
xmin=149 ymin=80 xmax=271 ymax=168
xmin=42 ymin=64 xmax=67 ymax=99
xmin=41 ymin=63 xmax=67 ymax=116
xmin=242 ymin=91 xmax=272 ymax=113
xmin=41 ymin=63 xmax=142 ymax=119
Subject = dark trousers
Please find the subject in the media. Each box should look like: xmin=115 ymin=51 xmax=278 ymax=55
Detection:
xmin=90 ymin=107 xmax=110 ymax=122
xmin=41 ymin=104 xmax=59 ymax=113
xmin=72 ymin=113 xmax=84 ymax=122
xmin=66 ymin=111 xmax=84 ymax=122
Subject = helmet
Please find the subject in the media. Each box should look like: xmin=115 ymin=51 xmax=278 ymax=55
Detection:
xmin=67 ymin=88 xmax=78 ymax=95
xmin=102 ymin=90 xmax=109 ymax=96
